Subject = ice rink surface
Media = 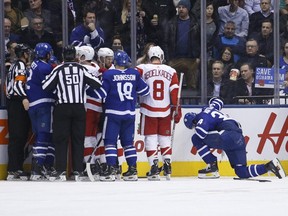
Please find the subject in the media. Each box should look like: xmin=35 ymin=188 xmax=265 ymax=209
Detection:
xmin=0 ymin=176 xmax=287 ymax=216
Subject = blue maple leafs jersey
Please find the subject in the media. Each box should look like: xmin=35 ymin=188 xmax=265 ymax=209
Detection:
xmin=194 ymin=107 xmax=242 ymax=140
xmin=94 ymin=68 xmax=149 ymax=116
xmin=26 ymin=60 xmax=56 ymax=110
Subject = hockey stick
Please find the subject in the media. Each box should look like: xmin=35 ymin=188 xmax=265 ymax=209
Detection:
xmin=171 ymin=72 xmax=184 ymax=145
xmin=159 ymin=73 xmax=183 ymax=181
xmin=86 ymin=134 xmax=103 ymax=182
xmin=23 ymin=133 xmax=35 ymax=161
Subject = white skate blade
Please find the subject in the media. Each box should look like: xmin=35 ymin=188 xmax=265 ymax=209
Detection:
xmin=123 ymin=175 xmax=138 ymax=181
xmin=49 ymin=175 xmax=66 ymax=182
xmin=147 ymin=175 xmax=160 ymax=181
xmin=198 ymin=171 xmax=220 ymax=179
xmin=30 ymin=175 xmax=47 ymax=181
xmin=100 ymin=175 xmax=115 ymax=182
xmin=272 ymin=158 xmax=286 ymax=179
xmin=165 ymin=174 xmax=171 ymax=181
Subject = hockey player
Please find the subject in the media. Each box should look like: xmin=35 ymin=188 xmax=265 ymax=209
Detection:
xmin=184 ymin=97 xmax=286 ymax=179
xmin=76 ymin=45 xmax=102 ymax=180
xmin=26 ymin=43 xmax=56 ymax=180
xmin=93 ymin=50 xmax=149 ymax=181
xmin=136 ymin=46 xmax=182 ymax=181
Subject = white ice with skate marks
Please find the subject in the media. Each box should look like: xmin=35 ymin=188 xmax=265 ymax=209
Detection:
xmin=0 ymin=177 xmax=287 ymax=216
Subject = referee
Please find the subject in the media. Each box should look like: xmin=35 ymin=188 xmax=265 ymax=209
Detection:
xmin=5 ymin=44 xmax=31 ymax=180
xmin=42 ymin=45 xmax=102 ymax=181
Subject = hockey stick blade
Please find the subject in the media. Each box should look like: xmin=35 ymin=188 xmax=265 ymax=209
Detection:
xmin=233 ymin=177 xmax=271 ymax=182
xmin=86 ymin=135 xmax=102 ymax=182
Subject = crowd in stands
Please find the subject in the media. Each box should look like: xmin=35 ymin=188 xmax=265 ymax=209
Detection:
xmin=3 ymin=0 xmax=288 ymax=105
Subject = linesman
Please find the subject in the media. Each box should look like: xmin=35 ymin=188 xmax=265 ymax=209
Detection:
xmin=5 ymin=44 xmax=32 ymax=180
xmin=42 ymin=45 xmax=102 ymax=181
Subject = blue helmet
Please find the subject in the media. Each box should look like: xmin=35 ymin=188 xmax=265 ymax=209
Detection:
xmin=35 ymin=43 xmax=52 ymax=59
xmin=184 ymin=112 xmax=197 ymax=129
xmin=114 ymin=50 xmax=131 ymax=67
xmin=208 ymin=97 xmax=224 ymax=111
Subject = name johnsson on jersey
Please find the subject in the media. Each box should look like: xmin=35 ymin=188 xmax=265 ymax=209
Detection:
xmin=112 ymin=74 xmax=136 ymax=81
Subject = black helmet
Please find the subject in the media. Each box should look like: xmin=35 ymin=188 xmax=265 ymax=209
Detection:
xmin=63 ymin=45 xmax=76 ymax=61
xmin=15 ymin=44 xmax=31 ymax=58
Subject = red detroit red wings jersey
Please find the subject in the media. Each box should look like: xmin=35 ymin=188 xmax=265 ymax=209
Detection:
xmin=137 ymin=63 xmax=179 ymax=117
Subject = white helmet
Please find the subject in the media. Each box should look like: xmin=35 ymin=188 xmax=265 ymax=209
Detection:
xmin=97 ymin=47 xmax=114 ymax=59
xmin=148 ymin=46 xmax=164 ymax=63
xmin=77 ymin=45 xmax=95 ymax=61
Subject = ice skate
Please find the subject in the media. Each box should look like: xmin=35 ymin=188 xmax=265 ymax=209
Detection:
xmin=100 ymin=165 xmax=116 ymax=182
xmin=6 ymin=170 xmax=30 ymax=181
xmin=88 ymin=161 xmax=101 ymax=181
xmin=49 ymin=171 xmax=67 ymax=181
xmin=198 ymin=161 xmax=220 ymax=179
xmin=163 ymin=159 xmax=172 ymax=180
xmin=115 ymin=164 xmax=122 ymax=181
xmin=30 ymin=160 xmax=48 ymax=181
xmin=30 ymin=165 xmax=48 ymax=181
xmin=122 ymin=165 xmax=138 ymax=181
xmin=146 ymin=160 xmax=160 ymax=181
xmin=72 ymin=171 xmax=87 ymax=182
xmin=265 ymin=158 xmax=286 ymax=179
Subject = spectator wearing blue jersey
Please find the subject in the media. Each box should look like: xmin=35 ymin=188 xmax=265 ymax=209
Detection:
xmin=70 ymin=9 xmax=104 ymax=49
xmin=93 ymin=50 xmax=149 ymax=181
xmin=184 ymin=97 xmax=286 ymax=179
xmin=26 ymin=42 xmax=56 ymax=180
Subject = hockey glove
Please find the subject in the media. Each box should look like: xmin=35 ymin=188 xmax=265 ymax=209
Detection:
xmin=171 ymin=106 xmax=182 ymax=124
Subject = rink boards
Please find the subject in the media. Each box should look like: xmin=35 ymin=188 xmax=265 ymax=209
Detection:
xmin=0 ymin=107 xmax=287 ymax=179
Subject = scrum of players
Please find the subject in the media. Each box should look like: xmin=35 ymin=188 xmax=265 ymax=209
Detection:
xmin=5 ymin=43 xmax=286 ymax=182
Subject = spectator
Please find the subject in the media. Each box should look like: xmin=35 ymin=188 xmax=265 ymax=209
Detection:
xmin=115 ymin=0 xmax=148 ymax=57
xmin=236 ymin=38 xmax=271 ymax=70
xmin=280 ymin=0 xmax=288 ymax=34
xmin=218 ymin=0 xmax=249 ymax=38
xmin=82 ymin=0 xmax=120 ymax=48
xmin=248 ymin=0 xmax=273 ymax=37
xmin=244 ymin=0 xmax=274 ymax=15
xmin=5 ymin=41 xmax=18 ymax=66
xmin=250 ymin=19 xmax=274 ymax=64
xmin=163 ymin=0 xmax=201 ymax=90
xmin=279 ymin=41 xmax=288 ymax=71
xmin=24 ymin=0 xmax=52 ymax=33
xmin=206 ymin=1 xmax=220 ymax=62
xmin=4 ymin=18 xmax=21 ymax=53
xmin=111 ymin=34 xmax=124 ymax=52
xmin=70 ymin=9 xmax=105 ymax=49
xmin=280 ymin=19 xmax=288 ymax=49
xmin=20 ymin=17 xmax=58 ymax=58
xmin=4 ymin=0 xmax=28 ymax=35
xmin=207 ymin=60 xmax=235 ymax=104
xmin=141 ymin=0 xmax=176 ymax=47
xmin=141 ymin=0 xmax=176 ymax=28
xmin=47 ymin=0 xmax=75 ymax=61
xmin=217 ymin=47 xmax=236 ymax=80
xmin=214 ymin=21 xmax=246 ymax=63
xmin=136 ymin=42 xmax=155 ymax=65
xmin=232 ymin=63 xmax=273 ymax=104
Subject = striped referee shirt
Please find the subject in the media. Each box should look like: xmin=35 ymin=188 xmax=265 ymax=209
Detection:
xmin=42 ymin=62 xmax=101 ymax=104
xmin=5 ymin=60 xmax=28 ymax=99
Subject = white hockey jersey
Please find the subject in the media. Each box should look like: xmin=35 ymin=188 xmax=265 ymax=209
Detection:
xmin=84 ymin=63 xmax=102 ymax=112
xmin=137 ymin=63 xmax=179 ymax=117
